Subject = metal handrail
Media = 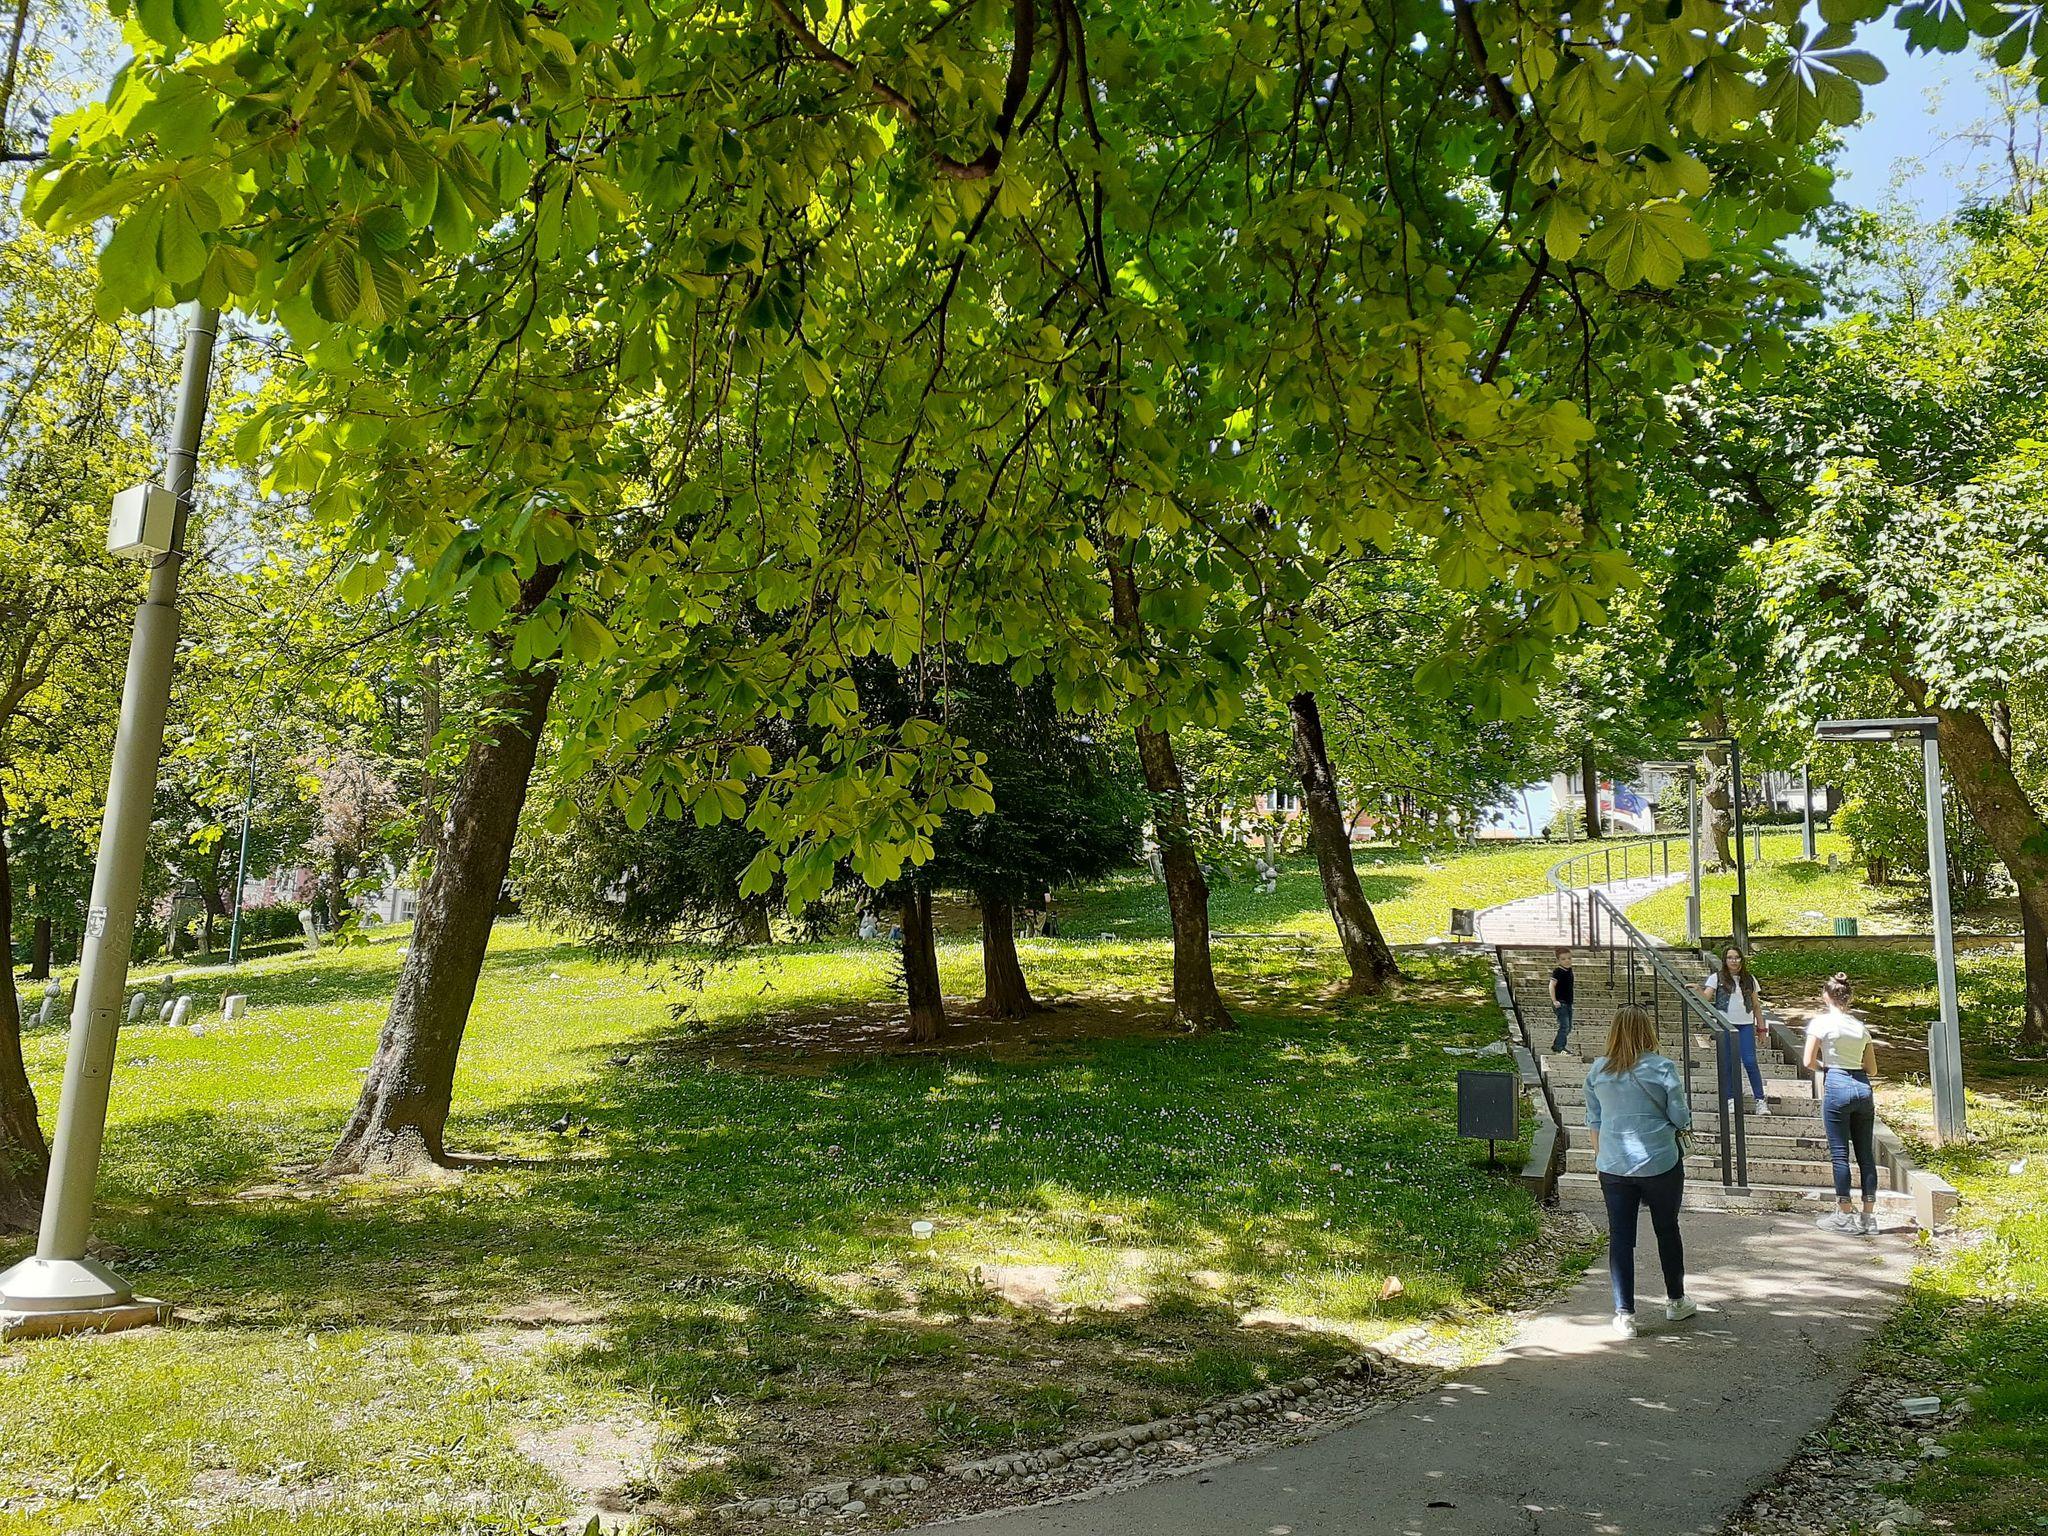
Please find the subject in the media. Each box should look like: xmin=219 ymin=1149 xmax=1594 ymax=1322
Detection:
xmin=1586 ymin=887 xmax=1749 ymax=1192
xmin=1545 ymin=833 xmax=1686 ymax=947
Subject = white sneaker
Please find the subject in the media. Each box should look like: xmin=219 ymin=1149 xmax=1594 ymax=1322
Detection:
xmin=1753 ymin=1097 xmax=1771 ymax=1116
xmin=1612 ymin=1311 xmax=1639 ymax=1338
xmin=1816 ymin=1211 xmax=1864 ymax=1235
xmin=1861 ymin=1212 xmax=1881 ymax=1235
xmin=1665 ymin=1296 xmax=1698 ymax=1322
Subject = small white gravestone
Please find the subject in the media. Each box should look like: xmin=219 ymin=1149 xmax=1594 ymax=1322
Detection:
xmin=126 ymin=992 xmax=147 ymax=1022
xmin=159 ymin=997 xmax=177 ymax=1021
xmin=298 ymin=907 xmax=321 ymax=951
xmin=168 ymin=996 xmax=192 ymax=1029
xmin=222 ymin=994 xmax=247 ymax=1020
xmin=36 ymin=983 xmax=62 ymax=1027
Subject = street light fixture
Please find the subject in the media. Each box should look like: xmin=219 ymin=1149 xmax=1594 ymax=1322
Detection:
xmin=1816 ymin=717 xmax=1966 ymax=1143
xmin=1680 ymin=735 xmax=1750 ymax=953
xmin=0 ymin=304 xmax=221 ymax=1338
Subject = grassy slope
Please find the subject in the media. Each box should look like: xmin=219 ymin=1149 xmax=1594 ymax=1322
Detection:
xmin=1626 ymin=828 xmax=2026 ymax=944
xmin=0 ymin=846 xmax=1573 ymax=1534
xmin=1741 ymin=943 xmax=2047 ymax=1532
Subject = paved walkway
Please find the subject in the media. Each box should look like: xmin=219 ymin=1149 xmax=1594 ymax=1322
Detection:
xmin=920 ymin=1212 xmax=1912 ymax=1535
xmin=1475 ymin=873 xmax=1685 ymax=946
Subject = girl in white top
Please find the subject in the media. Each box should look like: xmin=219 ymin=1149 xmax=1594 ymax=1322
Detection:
xmin=1803 ymin=973 xmax=1881 ymax=1235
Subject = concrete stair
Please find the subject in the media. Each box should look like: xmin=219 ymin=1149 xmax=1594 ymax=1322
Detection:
xmin=1499 ymin=943 xmax=1917 ymax=1217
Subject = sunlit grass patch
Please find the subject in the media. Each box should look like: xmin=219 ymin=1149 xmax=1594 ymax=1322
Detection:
xmin=3 ymin=851 xmax=1585 ymax=1529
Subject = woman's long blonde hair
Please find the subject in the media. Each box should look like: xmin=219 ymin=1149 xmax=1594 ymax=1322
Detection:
xmin=1603 ymin=1004 xmax=1660 ymax=1076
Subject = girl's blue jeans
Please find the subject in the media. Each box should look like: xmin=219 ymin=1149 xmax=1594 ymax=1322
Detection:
xmin=1821 ymin=1067 xmax=1878 ymax=1203
xmin=1717 ymin=1024 xmax=1766 ymax=1102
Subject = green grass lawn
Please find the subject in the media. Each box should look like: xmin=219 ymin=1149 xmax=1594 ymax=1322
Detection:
xmin=1052 ymin=836 xmax=1581 ymax=946
xmin=1626 ymin=828 xmax=2026 ymax=944
xmin=1740 ymin=941 xmax=2047 ymax=1532
xmin=0 ymin=847 xmax=1580 ymax=1534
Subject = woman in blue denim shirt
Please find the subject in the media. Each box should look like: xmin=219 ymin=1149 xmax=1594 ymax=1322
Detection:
xmin=1586 ymin=1004 xmax=1697 ymax=1338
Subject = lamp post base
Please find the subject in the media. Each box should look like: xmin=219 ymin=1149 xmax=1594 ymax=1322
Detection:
xmin=0 ymin=1255 xmax=169 ymax=1340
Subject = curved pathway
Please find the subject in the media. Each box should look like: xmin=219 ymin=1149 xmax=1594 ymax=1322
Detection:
xmin=911 ymin=865 xmax=1912 ymax=1535
xmin=914 ymin=1212 xmax=1910 ymax=1535
xmin=1475 ymin=872 xmax=1684 ymax=947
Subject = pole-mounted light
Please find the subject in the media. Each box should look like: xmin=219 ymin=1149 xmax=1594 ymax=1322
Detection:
xmin=1815 ymin=717 xmax=1965 ymax=1142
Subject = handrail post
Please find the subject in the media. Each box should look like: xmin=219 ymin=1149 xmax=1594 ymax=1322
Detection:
xmin=1732 ymin=1057 xmax=1750 ymax=1191
xmin=1716 ymin=1034 xmax=1733 ymax=1186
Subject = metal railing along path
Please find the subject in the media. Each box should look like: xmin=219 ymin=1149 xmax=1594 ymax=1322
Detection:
xmin=1581 ymin=888 xmax=1750 ymax=1191
xmin=1546 ymin=834 xmax=1687 ymax=947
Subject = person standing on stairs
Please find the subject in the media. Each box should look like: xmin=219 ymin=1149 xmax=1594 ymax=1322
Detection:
xmin=1805 ymin=972 xmax=1881 ymax=1236
xmin=1549 ymin=946 xmax=1575 ymax=1052
xmin=1699 ymin=946 xmax=1772 ymax=1116
xmin=1585 ymin=1004 xmax=1697 ymax=1338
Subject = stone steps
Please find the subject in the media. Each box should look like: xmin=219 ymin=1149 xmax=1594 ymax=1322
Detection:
xmin=1563 ymin=1148 xmax=1850 ymax=1188
xmin=1540 ymin=1053 xmax=1808 ymax=1086
xmin=1496 ymin=939 xmax=1881 ymax=1201
xmin=1553 ymin=1170 xmax=1915 ymax=1216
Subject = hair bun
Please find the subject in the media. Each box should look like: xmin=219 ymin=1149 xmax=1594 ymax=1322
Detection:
xmin=1832 ymin=971 xmax=1849 ymax=983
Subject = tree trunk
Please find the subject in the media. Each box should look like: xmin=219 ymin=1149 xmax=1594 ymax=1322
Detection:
xmin=1896 ymin=674 xmax=2048 ymax=1052
xmin=327 ymin=845 xmax=350 ymax=932
xmin=2023 ymin=897 xmax=2048 ymax=1053
xmin=739 ymin=905 xmax=772 ymax=945
xmin=977 ymin=895 xmax=1042 ymax=1017
xmin=1288 ymin=691 xmax=1399 ymax=994
xmin=1699 ymin=726 xmax=1736 ymax=870
xmin=327 ymin=663 xmax=558 ymax=1175
xmin=0 ymin=782 xmax=48 ymax=1231
xmin=200 ymin=837 xmax=229 ymax=956
xmin=899 ymin=885 xmax=947 ymax=1043
xmin=1106 ymin=552 xmax=1233 ymax=1031
xmin=1580 ymin=741 xmax=1603 ymax=839
xmin=28 ymin=913 xmax=50 ymax=980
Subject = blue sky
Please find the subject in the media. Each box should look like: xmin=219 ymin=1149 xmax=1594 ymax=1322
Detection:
xmin=1831 ymin=26 xmax=2002 ymax=216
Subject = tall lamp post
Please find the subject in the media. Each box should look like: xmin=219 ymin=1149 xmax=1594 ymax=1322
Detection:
xmin=1645 ymin=761 xmax=1704 ymax=950
xmin=1816 ymin=717 xmax=1967 ymax=1143
xmin=0 ymin=304 xmax=221 ymax=1337
xmin=1681 ymin=735 xmax=1750 ymax=953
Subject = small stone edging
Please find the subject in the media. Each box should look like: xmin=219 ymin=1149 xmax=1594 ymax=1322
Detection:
xmin=715 ymin=1354 xmax=1408 ymax=1523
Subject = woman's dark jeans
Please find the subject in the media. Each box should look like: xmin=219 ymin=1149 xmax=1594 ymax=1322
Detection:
xmin=1821 ymin=1066 xmax=1878 ymax=1203
xmin=1599 ymin=1163 xmax=1686 ymax=1314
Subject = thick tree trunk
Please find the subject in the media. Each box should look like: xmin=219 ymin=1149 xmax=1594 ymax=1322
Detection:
xmin=1699 ymin=726 xmax=1736 ymax=870
xmin=739 ymin=905 xmax=772 ymax=946
xmin=2023 ymin=898 xmax=2048 ymax=1053
xmin=1106 ymin=553 xmax=1233 ymax=1030
xmin=1289 ymin=691 xmax=1399 ymax=994
xmin=1896 ymin=675 xmax=2048 ymax=1052
xmin=899 ymin=885 xmax=947 ymax=1043
xmin=977 ymin=895 xmax=1042 ymax=1017
xmin=0 ymin=784 xmax=48 ymax=1231
xmin=327 ymin=662 xmax=558 ymax=1175
xmin=28 ymin=913 xmax=49 ymax=980
xmin=1580 ymin=741 xmax=1603 ymax=839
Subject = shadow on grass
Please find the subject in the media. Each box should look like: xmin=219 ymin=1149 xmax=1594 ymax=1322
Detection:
xmin=56 ymin=959 xmax=1531 ymax=1344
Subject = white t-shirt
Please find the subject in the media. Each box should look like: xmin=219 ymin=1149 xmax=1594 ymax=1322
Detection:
xmin=1702 ymin=971 xmax=1761 ymax=1028
xmin=1805 ymin=1008 xmax=1872 ymax=1070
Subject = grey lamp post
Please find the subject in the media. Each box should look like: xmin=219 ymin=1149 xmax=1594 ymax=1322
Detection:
xmin=226 ymin=738 xmax=257 ymax=968
xmin=1645 ymin=761 xmax=1704 ymax=950
xmin=1681 ymin=736 xmax=1750 ymax=952
xmin=1801 ymin=762 xmax=1818 ymax=861
xmin=0 ymin=304 xmax=220 ymax=1336
xmin=1816 ymin=717 xmax=1967 ymax=1143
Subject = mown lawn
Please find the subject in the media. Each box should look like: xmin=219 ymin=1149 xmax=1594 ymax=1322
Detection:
xmin=0 ymin=847 xmax=1572 ymax=1534
xmin=1743 ymin=942 xmax=2047 ymax=1533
